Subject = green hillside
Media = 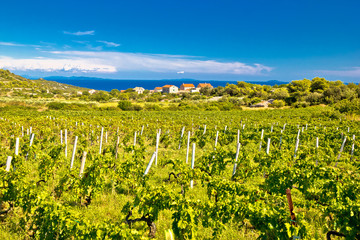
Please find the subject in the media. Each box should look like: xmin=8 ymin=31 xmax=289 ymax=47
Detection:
xmin=0 ymin=69 xmax=89 ymax=99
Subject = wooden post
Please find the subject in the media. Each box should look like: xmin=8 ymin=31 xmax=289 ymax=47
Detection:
xmin=286 ymin=189 xmax=296 ymax=226
xmin=70 ymin=136 xmax=78 ymax=170
xmin=190 ymin=143 xmax=195 ymax=188
xmin=79 ymin=151 xmax=87 ymax=177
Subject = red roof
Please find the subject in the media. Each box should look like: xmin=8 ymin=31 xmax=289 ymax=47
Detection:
xmin=162 ymin=85 xmax=175 ymax=88
xmin=155 ymin=87 xmax=162 ymax=90
xmin=197 ymin=83 xmax=213 ymax=88
xmin=181 ymin=83 xmax=195 ymax=88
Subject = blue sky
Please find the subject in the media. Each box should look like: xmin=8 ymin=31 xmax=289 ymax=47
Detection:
xmin=0 ymin=0 xmax=360 ymax=82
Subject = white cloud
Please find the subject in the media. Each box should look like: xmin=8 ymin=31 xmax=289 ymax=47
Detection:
xmin=0 ymin=41 xmax=40 ymax=47
xmin=0 ymin=56 xmax=116 ymax=73
xmin=320 ymin=67 xmax=360 ymax=77
xmin=0 ymin=50 xmax=272 ymax=75
xmin=63 ymin=30 xmax=95 ymax=36
xmin=97 ymin=40 xmax=121 ymax=47
xmin=177 ymin=71 xmax=185 ymax=74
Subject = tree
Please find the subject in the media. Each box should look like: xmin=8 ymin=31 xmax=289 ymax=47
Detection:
xmin=310 ymin=77 xmax=329 ymax=93
xmin=287 ymin=79 xmax=311 ymax=93
xmin=199 ymin=86 xmax=212 ymax=96
xmin=224 ymin=84 xmax=240 ymax=96
xmin=110 ymin=89 xmax=120 ymax=98
xmin=271 ymin=88 xmax=289 ymax=100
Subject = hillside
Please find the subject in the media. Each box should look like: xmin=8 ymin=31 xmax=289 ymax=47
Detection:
xmin=0 ymin=69 xmax=89 ymax=99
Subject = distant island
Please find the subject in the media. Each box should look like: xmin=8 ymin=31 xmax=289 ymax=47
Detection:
xmin=35 ymin=76 xmax=288 ymax=92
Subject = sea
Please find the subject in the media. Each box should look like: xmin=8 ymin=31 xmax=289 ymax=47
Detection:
xmin=43 ymin=77 xmax=286 ymax=92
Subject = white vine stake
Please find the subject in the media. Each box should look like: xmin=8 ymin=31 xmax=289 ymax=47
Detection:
xmin=15 ymin=138 xmax=19 ymax=156
xmin=266 ymin=138 xmax=271 ymax=155
xmin=143 ymin=152 xmax=156 ymax=176
xmin=190 ymin=143 xmax=196 ymax=188
xmin=337 ymin=136 xmax=347 ymax=160
xmin=65 ymin=129 xmax=68 ymax=158
xmin=60 ymin=130 xmax=63 ymax=144
xmin=99 ymin=127 xmax=104 ymax=154
xmin=203 ymin=125 xmax=206 ymax=135
xmin=133 ymin=131 xmax=137 ymax=147
xmin=155 ymin=131 xmax=160 ymax=165
xmin=29 ymin=133 xmax=35 ymax=147
xmin=79 ymin=151 xmax=87 ymax=177
xmin=296 ymin=129 xmax=300 ymax=140
xmin=350 ymin=135 xmax=355 ymax=159
xmin=115 ymin=135 xmax=120 ymax=159
xmin=214 ymin=131 xmax=219 ymax=149
xmin=70 ymin=136 xmax=78 ymax=170
xmin=141 ymin=125 xmax=144 ymax=135
xmin=237 ymin=129 xmax=240 ymax=144
xmin=232 ymin=143 xmax=241 ymax=176
xmin=5 ymin=156 xmax=12 ymax=172
xmin=294 ymin=138 xmax=299 ymax=158
xmin=259 ymin=129 xmax=264 ymax=152
xmin=178 ymin=127 xmax=185 ymax=150
xmin=186 ymin=131 xmax=190 ymax=164
xmin=316 ymin=137 xmax=319 ymax=149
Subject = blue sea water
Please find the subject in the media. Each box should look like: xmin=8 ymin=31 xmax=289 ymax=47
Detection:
xmin=44 ymin=78 xmax=285 ymax=91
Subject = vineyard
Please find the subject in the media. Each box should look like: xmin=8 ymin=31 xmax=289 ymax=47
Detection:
xmin=0 ymin=107 xmax=359 ymax=239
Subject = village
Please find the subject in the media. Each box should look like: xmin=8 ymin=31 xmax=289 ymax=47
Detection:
xmin=127 ymin=83 xmax=214 ymax=94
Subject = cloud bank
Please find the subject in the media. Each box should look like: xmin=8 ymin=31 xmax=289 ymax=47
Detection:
xmin=0 ymin=50 xmax=272 ymax=75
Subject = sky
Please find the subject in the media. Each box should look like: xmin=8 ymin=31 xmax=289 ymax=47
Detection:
xmin=0 ymin=0 xmax=360 ymax=82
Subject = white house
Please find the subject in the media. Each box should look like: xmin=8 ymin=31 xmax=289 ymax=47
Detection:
xmin=162 ymin=85 xmax=179 ymax=94
xmin=154 ymin=87 xmax=163 ymax=93
xmin=133 ymin=87 xmax=145 ymax=94
xmin=180 ymin=83 xmax=195 ymax=91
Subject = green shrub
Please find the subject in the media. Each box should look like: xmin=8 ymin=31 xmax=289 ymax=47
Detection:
xmin=270 ymin=100 xmax=285 ymax=108
xmin=118 ymin=100 xmax=133 ymax=111
xmin=333 ymin=99 xmax=360 ymax=114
